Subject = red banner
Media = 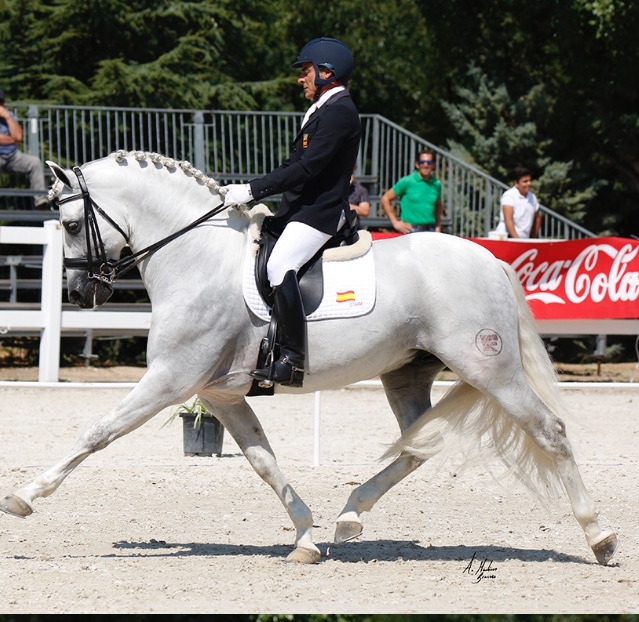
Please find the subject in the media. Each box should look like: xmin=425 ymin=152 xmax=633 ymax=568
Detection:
xmin=470 ymin=237 xmax=639 ymax=319
xmin=372 ymin=233 xmax=639 ymax=320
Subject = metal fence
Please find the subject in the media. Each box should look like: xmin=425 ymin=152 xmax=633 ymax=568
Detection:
xmin=5 ymin=103 xmax=595 ymax=239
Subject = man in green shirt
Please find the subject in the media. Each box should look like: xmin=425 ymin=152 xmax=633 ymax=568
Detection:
xmin=381 ymin=150 xmax=443 ymax=233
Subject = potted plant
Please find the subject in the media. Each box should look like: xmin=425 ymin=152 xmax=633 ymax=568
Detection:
xmin=166 ymin=397 xmax=224 ymax=457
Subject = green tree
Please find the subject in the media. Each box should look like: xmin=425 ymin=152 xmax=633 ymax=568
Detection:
xmin=279 ymin=0 xmax=439 ymax=130
xmin=0 ymin=0 xmax=291 ymax=109
xmin=420 ymin=0 xmax=639 ymax=235
xmin=441 ymin=64 xmax=601 ymax=225
xmin=2 ymin=0 xmax=639 ymax=235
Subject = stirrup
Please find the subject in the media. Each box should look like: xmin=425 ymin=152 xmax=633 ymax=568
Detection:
xmin=250 ymin=357 xmax=304 ymax=388
xmin=250 ymin=362 xmax=276 ymax=388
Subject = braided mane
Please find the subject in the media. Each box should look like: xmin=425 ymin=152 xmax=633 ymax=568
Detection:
xmin=48 ymin=150 xmax=225 ymax=203
xmin=112 ymin=150 xmax=224 ymax=194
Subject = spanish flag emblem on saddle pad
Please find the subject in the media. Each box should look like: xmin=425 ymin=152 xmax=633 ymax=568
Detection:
xmin=336 ymin=290 xmax=356 ymax=303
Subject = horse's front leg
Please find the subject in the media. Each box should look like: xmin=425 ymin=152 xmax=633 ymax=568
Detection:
xmin=0 ymin=373 xmax=181 ymax=517
xmin=200 ymin=395 xmax=320 ymax=564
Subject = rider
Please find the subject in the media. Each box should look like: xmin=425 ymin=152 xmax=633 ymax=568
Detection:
xmin=221 ymin=37 xmax=362 ymax=387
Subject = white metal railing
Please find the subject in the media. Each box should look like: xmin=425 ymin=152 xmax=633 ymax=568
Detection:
xmin=2 ymin=223 xmax=636 ymax=382
xmin=2 ymin=104 xmax=595 ymax=239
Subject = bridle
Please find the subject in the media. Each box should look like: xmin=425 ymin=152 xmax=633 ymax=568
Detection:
xmin=57 ymin=166 xmax=228 ymax=285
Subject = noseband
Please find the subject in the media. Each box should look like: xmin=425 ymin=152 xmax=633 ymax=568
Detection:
xmin=57 ymin=166 xmax=227 ymax=284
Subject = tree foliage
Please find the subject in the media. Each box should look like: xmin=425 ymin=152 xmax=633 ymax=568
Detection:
xmin=0 ymin=0 xmax=637 ymax=235
xmin=421 ymin=0 xmax=639 ymax=234
xmin=281 ymin=0 xmax=438 ymax=129
xmin=441 ymin=64 xmax=600 ymax=225
xmin=0 ymin=0 xmax=290 ymax=109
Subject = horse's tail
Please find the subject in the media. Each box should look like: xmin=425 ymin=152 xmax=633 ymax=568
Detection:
xmin=499 ymin=260 xmax=569 ymax=421
xmin=382 ymin=260 xmax=567 ymax=504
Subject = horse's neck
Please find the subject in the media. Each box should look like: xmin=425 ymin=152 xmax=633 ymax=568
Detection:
xmin=75 ymin=156 xmax=246 ymax=308
xmin=119 ymin=177 xmax=247 ymax=296
xmin=125 ymin=176 xmax=221 ymax=247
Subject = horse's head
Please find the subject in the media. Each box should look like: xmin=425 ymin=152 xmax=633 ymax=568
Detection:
xmin=48 ymin=160 xmax=129 ymax=309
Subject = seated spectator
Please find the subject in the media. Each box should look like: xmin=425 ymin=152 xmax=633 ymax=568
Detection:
xmin=0 ymin=88 xmax=48 ymax=209
xmin=381 ymin=149 xmax=443 ymax=233
xmin=349 ymin=171 xmax=371 ymax=224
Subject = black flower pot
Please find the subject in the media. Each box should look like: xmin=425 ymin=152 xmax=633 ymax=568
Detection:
xmin=179 ymin=412 xmax=224 ymax=457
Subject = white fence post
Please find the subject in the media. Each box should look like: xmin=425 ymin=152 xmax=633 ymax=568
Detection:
xmin=38 ymin=220 xmax=63 ymax=382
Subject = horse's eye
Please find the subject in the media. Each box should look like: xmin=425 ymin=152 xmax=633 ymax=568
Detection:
xmin=64 ymin=220 xmax=81 ymax=235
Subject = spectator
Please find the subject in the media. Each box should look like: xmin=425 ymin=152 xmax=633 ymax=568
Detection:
xmin=220 ymin=37 xmax=360 ymax=387
xmin=495 ymin=166 xmax=542 ymax=238
xmin=349 ymin=171 xmax=371 ymax=223
xmin=381 ymin=149 xmax=443 ymax=233
xmin=0 ymin=89 xmax=48 ymax=209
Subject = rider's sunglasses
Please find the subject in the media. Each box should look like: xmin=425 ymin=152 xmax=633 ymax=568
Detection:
xmin=419 ymin=159 xmax=434 ymax=165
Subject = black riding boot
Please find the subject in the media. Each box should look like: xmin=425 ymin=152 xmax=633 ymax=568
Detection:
xmin=251 ymin=270 xmax=306 ymax=387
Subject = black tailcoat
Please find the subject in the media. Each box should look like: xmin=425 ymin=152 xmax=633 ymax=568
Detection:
xmin=250 ymin=90 xmax=361 ymax=235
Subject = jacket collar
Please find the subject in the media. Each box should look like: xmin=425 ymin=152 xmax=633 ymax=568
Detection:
xmin=294 ymin=89 xmax=350 ymax=141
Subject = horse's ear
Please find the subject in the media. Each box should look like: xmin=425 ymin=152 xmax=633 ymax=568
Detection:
xmin=46 ymin=160 xmax=73 ymax=189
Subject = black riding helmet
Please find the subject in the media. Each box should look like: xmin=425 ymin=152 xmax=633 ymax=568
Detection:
xmin=292 ymin=37 xmax=354 ymax=100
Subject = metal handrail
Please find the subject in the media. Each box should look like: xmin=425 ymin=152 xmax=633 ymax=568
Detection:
xmin=3 ymin=103 xmax=596 ymax=239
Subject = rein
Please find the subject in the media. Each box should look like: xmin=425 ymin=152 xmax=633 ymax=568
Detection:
xmin=59 ymin=166 xmax=227 ymax=284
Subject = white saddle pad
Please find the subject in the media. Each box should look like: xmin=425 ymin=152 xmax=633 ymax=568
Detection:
xmin=242 ymin=234 xmax=376 ymax=322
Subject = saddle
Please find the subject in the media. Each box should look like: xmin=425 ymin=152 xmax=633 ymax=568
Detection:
xmin=248 ymin=215 xmax=360 ymax=397
xmin=254 ymin=216 xmax=359 ymax=313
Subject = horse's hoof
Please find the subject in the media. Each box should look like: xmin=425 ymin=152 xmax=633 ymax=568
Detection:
xmin=285 ymin=546 xmax=321 ymax=564
xmin=334 ymin=520 xmax=363 ymax=544
xmin=0 ymin=494 xmax=33 ymax=518
xmin=591 ymin=531 xmax=618 ymax=565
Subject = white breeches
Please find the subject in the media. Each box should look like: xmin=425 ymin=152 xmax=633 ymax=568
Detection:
xmin=267 ymin=220 xmax=342 ymax=286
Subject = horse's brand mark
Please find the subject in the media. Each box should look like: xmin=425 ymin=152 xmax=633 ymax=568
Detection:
xmin=475 ymin=329 xmax=502 ymax=356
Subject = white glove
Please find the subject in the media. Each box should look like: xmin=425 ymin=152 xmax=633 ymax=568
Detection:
xmin=221 ymin=183 xmax=253 ymax=208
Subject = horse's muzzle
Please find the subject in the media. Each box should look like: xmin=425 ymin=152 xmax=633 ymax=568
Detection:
xmin=67 ymin=274 xmax=114 ymax=309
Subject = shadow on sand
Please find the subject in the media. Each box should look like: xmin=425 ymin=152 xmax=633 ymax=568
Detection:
xmin=106 ymin=538 xmax=590 ymax=565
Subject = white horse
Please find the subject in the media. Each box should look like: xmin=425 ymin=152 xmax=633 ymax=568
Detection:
xmin=0 ymin=150 xmax=617 ymax=566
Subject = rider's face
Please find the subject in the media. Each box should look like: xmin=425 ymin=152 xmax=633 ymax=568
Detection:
xmin=298 ymin=63 xmax=333 ymax=101
xmin=298 ymin=63 xmax=317 ymax=101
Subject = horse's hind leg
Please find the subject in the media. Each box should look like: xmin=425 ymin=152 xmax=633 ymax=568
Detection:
xmin=200 ymin=396 xmax=320 ymax=564
xmin=507 ymin=388 xmax=617 ymax=564
xmin=334 ymin=354 xmax=443 ymax=543
xmin=556 ymin=451 xmax=618 ymax=564
xmin=473 ymin=371 xmax=617 ymax=565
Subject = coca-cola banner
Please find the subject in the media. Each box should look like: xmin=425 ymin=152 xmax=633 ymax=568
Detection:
xmin=469 ymin=237 xmax=639 ymax=320
xmin=370 ymin=233 xmax=639 ymax=320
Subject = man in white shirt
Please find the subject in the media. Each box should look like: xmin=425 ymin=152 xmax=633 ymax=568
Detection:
xmin=495 ymin=166 xmax=542 ymax=238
